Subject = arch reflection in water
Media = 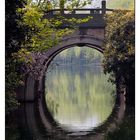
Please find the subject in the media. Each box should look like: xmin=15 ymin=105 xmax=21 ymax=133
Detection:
xmin=45 ymin=46 xmax=116 ymax=133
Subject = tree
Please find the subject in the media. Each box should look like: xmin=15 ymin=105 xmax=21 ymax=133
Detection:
xmin=5 ymin=0 xmax=27 ymax=114
xmin=15 ymin=0 xmax=92 ymax=74
xmin=103 ymin=10 xmax=135 ymax=105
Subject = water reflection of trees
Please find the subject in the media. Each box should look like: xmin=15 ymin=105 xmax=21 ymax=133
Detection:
xmin=45 ymin=65 xmax=116 ymax=130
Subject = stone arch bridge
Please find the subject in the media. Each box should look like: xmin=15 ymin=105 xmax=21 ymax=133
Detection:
xmin=17 ymin=0 xmax=114 ymax=102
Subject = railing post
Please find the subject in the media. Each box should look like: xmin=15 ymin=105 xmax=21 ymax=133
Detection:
xmin=102 ymin=0 xmax=106 ymax=14
xmin=60 ymin=10 xmax=64 ymax=15
xmin=90 ymin=9 xmax=95 ymax=14
xmin=72 ymin=9 xmax=76 ymax=14
xmin=49 ymin=10 xmax=54 ymax=16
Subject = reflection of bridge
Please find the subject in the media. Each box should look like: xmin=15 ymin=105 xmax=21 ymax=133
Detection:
xmin=17 ymin=1 xmax=114 ymax=102
xmin=18 ymin=92 xmax=125 ymax=140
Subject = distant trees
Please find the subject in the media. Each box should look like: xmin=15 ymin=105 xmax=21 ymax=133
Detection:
xmin=52 ymin=47 xmax=103 ymax=65
xmin=107 ymin=0 xmax=134 ymax=9
xmin=103 ymin=11 xmax=135 ymax=105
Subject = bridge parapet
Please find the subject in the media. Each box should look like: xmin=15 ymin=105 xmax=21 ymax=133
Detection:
xmin=44 ymin=0 xmax=114 ymax=28
xmin=45 ymin=0 xmax=113 ymax=15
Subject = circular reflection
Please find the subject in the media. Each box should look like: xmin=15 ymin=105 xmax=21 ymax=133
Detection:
xmin=45 ymin=47 xmax=116 ymax=133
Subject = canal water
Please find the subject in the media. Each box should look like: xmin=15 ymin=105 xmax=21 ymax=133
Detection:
xmin=6 ymin=47 xmax=134 ymax=140
xmin=45 ymin=63 xmax=115 ymax=134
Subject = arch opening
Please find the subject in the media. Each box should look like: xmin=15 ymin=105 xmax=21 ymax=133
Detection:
xmin=44 ymin=46 xmax=116 ymax=134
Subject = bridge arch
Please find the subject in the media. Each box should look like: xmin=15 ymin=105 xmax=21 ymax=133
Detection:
xmin=35 ymin=34 xmax=125 ymax=138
